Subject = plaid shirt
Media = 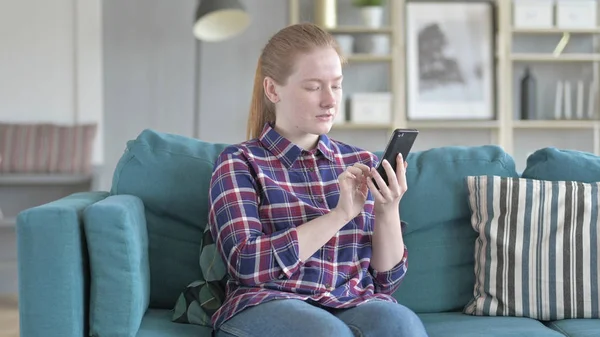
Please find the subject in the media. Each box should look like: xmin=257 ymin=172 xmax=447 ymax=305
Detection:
xmin=208 ymin=123 xmax=408 ymax=329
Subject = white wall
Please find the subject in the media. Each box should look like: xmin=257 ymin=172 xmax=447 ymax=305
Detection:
xmin=0 ymin=0 xmax=103 ymax=165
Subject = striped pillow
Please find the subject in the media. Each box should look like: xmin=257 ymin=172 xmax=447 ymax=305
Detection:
xmin=464 ymin=175 xmax=600 ymax=320
xmin=0 ymin=123 xmax=97 ymax=174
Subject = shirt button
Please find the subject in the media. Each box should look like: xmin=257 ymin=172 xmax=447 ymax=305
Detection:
xmin=308 ymin=167 xmax=315 ymax=172
xmin=326 ymin=256 xmax=332 ymax=262
xmin=316 ymin=197 xmax=324 ymax=204
xmin=325 ymin=283 xmax=331 ymax=288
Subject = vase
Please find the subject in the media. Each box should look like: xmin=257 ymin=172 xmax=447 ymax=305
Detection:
xmin=519 ymin=67 xmax=537 ymax=120
xmin=314 ymin=0 xmax=337 ymax=28
xmin=360 ymin=6 xmax=384 ymax=28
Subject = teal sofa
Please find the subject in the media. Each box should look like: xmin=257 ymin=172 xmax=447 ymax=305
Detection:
xmin=16 ymin=129 xmax=600 ymax=337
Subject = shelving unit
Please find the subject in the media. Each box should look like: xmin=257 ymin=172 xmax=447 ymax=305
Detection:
xmin=288 ymin=0 xmax=600 ymax=170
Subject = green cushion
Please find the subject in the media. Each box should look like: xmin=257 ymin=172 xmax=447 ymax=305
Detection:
xmin=522 ymin=147 xmax=600 ymax=183
xmin=111 ymin=129 xmax=229 ymax=308
xmin=83 ymin=195 xmax=151 ymax=337
xmin=384 ymin=145 xmax=519 ymax=313
xmin=546 ymin=319 xmax=600 ymax=337
xmin=172 ymin=226 xmax=228 ymax=326
xmin=419 ymin=312 xmax=564 ymax=337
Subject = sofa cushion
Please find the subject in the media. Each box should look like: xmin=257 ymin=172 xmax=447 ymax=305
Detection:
xmin=546 ymin=319 xmax=600 ymax=337
xmin=137 ymin=309 xmax=212 ymax=337
xmin=419 ymin=312 xmax=564 ymax=337
xmin=83 ymin=195 xmax=151 ymax=337
xmin=522 ymin=147 xmax=600 ymax=182
xmin=386 ymin=145 xmax=519 ymax=313
xmin=464 ymin=175 xmax=600 ymax=320
xmin=111 ymin=129 xmax=229 ymax=308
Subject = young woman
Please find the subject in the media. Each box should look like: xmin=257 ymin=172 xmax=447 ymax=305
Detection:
xmin=208 ymin=22 xmax=428 ymax=337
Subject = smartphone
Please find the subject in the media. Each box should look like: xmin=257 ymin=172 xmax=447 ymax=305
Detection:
xmin=374 ymin=128 xmax=419 ymax=188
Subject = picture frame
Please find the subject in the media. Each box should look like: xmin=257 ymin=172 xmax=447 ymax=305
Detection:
xmin=405 ymin=1 xmax=496 ymax=120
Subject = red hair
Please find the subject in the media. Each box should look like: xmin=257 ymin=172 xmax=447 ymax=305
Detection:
xmin=246 ymin=23 xmax=346 ymax=140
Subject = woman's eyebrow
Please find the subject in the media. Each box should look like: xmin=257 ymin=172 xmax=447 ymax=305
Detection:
xmin=302 ymin=75 xmax=343 ymax=83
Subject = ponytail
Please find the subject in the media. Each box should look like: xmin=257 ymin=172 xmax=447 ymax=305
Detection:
xmin=246 ymin=57 xmax=274 ymax=140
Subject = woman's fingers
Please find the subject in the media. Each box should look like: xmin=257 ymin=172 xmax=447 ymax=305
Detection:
xmin=370 ymin=165 xmax=389 ymax=195
xmin=346 ymin=166 xmax=364 ymax=177
xmin=352 ymin=163 xmax=371 ymax=176
xmin=381 ymin=158 xmax=399 ymax=191
xmin=366 ymin=174 xmax=386 ymax=203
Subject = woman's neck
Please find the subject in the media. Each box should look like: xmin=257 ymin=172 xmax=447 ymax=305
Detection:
xmin=273 ymin=124 xmax=319 ymax=151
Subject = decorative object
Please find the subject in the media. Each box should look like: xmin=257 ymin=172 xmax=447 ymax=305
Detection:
xmin=554 ymin=80 xmax=563 ymax=119
xmin=464 ymin=175 xmax=600 ymax=320
xmin=335 ymin=97 xmax=347 ymax=124
xmin=334 ymin=34 xmax=354 ymax=56
xmin=513 ymin=0 xmax=555 ymax=28
xmin=314 ymin=0 xmax=337 ymax=28
xmin=587 ymin=81 xmax=597 ymax=119
xmin=192 ymin=0 xmax=251 ymax=138
xmin=350 ymin=92 xmax=392 ymax=124
xmin=354 ymin=34 xmax=390 ymax=55
xmin=564 ymin=80 xmax=572 ymax=119
xmin=519 ymin=67 xmax=537 ymax=120
xmin=352 ymin=0 xmax=385 ymax=28
xmin=556 ymin=0 xmax=597 ymax=29
xmin=406 ymin=1 xmax=495 ymax=120
xmin=576 ymin=80 xmax=585 ymax=119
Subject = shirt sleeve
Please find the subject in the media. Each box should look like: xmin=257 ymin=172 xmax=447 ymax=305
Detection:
xmin=368 ymin=243 xmax=408 ymax=295
xmin=208 ymin=147 xmax=303 ymax=286
xmin=368 ymin=220 xmax=409 ymax=295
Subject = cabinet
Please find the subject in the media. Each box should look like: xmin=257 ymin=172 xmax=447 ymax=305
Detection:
xmin=288 ymin=0 xmax=600 ymax=170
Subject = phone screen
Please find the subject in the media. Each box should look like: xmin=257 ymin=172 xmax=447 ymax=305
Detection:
xmin=375 ymin=129 xmax=418 ymax=187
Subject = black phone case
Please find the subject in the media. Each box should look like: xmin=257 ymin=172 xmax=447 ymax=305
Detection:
xmin=375 ymin=129 xmax=418 ymax=188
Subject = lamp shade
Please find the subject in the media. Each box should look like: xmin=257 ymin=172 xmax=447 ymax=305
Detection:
xmin=193 ymin=0 xmax=250 ymax=41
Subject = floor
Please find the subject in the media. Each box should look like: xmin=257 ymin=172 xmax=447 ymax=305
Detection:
xmin=0 ymin=226 xmax=19 ymax=336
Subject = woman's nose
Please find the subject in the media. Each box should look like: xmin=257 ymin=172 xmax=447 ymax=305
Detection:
xmin=320 ymin=89 xmax=336 ymax=108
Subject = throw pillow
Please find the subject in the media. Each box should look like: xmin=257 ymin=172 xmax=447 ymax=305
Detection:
xmin=464 ymin=175 xmax=600 ymax=321
xmin=0 ymin=122 xmax=97 ymax=174
xmin=172 ymin=226 xmax=229 ymax=326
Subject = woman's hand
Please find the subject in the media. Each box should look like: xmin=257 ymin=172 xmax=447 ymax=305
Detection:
xmin=367 ymin=153 xmax=408 ymax=216
xmin=334 ymin=163 xmax=371 ymax=222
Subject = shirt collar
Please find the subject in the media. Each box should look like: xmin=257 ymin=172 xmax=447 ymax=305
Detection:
xmin=259 ymin=123 xmax=335 ymax=167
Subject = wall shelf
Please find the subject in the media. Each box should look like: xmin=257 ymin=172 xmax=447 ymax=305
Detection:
xmin=512 ymin=28 xmax=600 ymax=34
xmin=0 ymin=217 xmax=15 ymax=228
xmin=289 ymin=0 xmax=600 ymax=170
xmin=407 ymin=120 xmax=500 ymax=129
xmin=326 ymin=26 xmax=392 ymax=34
xmin=332 ymin=123 xmax=391 ymax=130
xmin=513 ymin=120 xmax=597 ymax=129
xmin=346 ymin=54 xmax=392 ymax=62
xmin=0 ymin=174 xmax=92 ymax=185
xmin=511 ymin=54 xmax=600 ymax=62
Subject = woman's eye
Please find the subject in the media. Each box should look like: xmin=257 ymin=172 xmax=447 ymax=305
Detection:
xmin=332 ymin=85 xmax=342 ymax=90
xmin=306 ymin=87 xmax=319 ymax=91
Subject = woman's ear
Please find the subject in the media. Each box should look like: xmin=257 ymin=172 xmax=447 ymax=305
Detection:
xmin=263 ymin=76 xmax=280 ymax=104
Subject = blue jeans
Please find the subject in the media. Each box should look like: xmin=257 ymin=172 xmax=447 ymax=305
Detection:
xmin=215 ymin=299 xmax=429 ymax=337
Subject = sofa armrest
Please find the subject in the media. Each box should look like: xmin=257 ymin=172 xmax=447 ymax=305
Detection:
xmin=16 ymin=191 xmax=109 ymax=337
xmin=83 ymin=194 xmax=150 ymax=337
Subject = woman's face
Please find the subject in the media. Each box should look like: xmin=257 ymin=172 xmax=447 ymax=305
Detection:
xmin=265 ymin=47 xmax=343 ymax=148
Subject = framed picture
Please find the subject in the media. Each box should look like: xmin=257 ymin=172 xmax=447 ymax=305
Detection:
xmin=405 ymin=1 xmax=496 ymax=120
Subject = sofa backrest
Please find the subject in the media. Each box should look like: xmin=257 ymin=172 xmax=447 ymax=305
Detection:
xmin=110 ymin=129 xmax=228 ymax=309
xmin=110 ymin=129 xmax=520 ymax=312
xmin=389 ymin=145 xmax=519 ymax=313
